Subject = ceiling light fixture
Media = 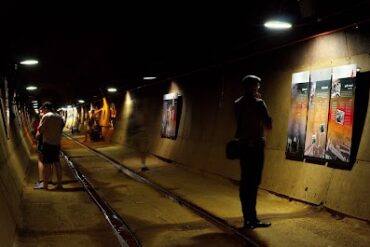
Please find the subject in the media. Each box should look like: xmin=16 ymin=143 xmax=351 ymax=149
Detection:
xmin=20 ymin=59 xmax=39 ymax=65
xmin=143 ymin=76 xmax=157 ymax=80
xmin=107 ymin=87 xmax=117 ymax=93
xmin=264 ymin=20 xmax=292 ymax=30
xmin=26 ymin=86 xmax=38 ymax=91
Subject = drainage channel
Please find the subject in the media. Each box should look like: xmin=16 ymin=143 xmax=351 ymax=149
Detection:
xmin=63 ymin=134 xmax=260 ymax=247
xmin=61 ymin=151 xmax=141 ymax=247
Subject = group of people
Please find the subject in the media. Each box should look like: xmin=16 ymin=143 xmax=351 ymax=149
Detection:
xmin=83 ymin=109 xmax=102 ymax=142
xmin=33 ymin=101 xmax=65 ymax=190
xmin=82 ymin=103 xmax=116 ymax=143
xmin=30 ymin=74 xmax=272 ymax=232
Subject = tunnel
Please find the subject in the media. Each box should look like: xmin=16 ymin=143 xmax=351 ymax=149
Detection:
xmin=0 ymin=2 xmax=370 ymax=247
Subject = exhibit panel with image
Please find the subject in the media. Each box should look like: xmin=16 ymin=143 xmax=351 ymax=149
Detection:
xmin=285 ymin=64 xmax=357 ymax=165
xmin=304 ymin=68 xmax=332 ymax=159
xmin=325 ymin=64 xmax=357 ymax=163
xmin=161 ymin=93 xmax=179 ymax=139
xmin=286 ymin=71 xmax=309 ymax=159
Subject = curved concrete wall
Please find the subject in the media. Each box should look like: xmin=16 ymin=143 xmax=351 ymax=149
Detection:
xmin=0 ymin=110 xmax=33 ymax=247
xmin=113 ymin=26 xmax=370 ymax=220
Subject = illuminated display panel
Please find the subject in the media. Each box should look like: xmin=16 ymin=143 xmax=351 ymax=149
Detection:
xmin=325 ymin=64 xmax=357 ymax=164
xmin=286 ymin=71 xmax=309 ymax=159
xmin=304 ymin=68 xmax=332 ymax=160
xmin=286 ymin=64 xmax=357 ymax=165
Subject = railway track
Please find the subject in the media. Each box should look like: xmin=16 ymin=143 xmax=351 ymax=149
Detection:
xmin=61 ymin=135 xmax=259 ymax=247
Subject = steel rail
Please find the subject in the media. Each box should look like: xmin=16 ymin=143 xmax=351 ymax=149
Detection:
xmin=61 ymin=151 xmax=141 ymax=247
xmin=63 ymin=134 xmax=260 ymax=247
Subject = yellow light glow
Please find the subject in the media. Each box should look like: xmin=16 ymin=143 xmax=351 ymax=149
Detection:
xmin=125 ymin=91 xmax=133 ymax=106
xmin=169 ymin=81 xmax=181 ymax=94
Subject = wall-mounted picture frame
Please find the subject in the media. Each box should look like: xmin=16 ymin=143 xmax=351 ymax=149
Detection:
xmin=161 ymin=92 xmax=181 ymax=139
xmin=286 ymin=64 xmax=357 ymax=166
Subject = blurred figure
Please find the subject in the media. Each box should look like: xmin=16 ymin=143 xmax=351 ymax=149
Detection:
xmin=105 ymin=102 xmax=117 ymax=144
xmin=31 ymin=114 xmax=40 ymax=138
xmin=129 ymin=105 xmax=149 ymax=172
xmin=109 ymin=102 xmax=117 ymax=129
xmin=83 ymin=109 xmax=96 ymax=142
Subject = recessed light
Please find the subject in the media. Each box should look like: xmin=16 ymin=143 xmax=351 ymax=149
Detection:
xmin=26 ymin=86 xmax=37 ymax=91
xmin=107 ymin=87 xmax=117 ymax=93
xmin=143 ymin=76 xmax=157 ymax=80
xmin=20 ymin=59 xmax=39 ymax=65
xmin=264 ymin=20 xmax=292 ymax=30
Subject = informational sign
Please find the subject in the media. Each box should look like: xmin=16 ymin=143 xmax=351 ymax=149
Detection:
xmin=161 ymin=93 xmax=179 ymax=139
xmin=286 ymin=71 xmax=309 ymax=159
xmin=325 ymin=64 xmax=357 ymax=163
xmin=304 ymin=68 xmax=332 ymax=159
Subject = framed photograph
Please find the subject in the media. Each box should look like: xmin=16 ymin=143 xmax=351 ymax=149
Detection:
xmin=335 ymin=109 xmax=345 ymax=125
xmin=161 ymin=93 xmax=180 ymax=139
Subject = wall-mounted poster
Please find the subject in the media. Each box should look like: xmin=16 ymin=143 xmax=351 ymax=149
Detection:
xmin=286 ymin=71 xmax=309 ymax=159
xmin=304 ymin=68 xmax=332 ymax=159
xmin=325 ymin=64 xmax=357 ymax=163
xmin=161 ymin=93 xmax=179 ymax=139
xmin=0 ymin=78 xmax=10 ymax=139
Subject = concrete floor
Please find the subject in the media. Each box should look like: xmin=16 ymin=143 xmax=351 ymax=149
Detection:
xmin=15 ymin=135 xmax=370 ymax=246
xmin=14 ymin=155 xmax=121 ymax=247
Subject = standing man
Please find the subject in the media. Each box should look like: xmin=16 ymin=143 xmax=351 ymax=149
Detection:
xmin=36 ymin=101 xmax=65 ymax=190
xmin=234 ymin=75 xmax=272 ymax=230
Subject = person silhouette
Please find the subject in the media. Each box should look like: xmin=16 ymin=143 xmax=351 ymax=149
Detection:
xmin=234 ymin=75 xmax=272 ymax=230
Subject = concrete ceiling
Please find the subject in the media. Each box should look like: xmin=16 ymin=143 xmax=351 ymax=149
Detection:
xmin=1 ymin=1 xmax=369 ymax=107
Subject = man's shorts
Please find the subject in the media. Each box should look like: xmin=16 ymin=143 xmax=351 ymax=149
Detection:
xmin=37 ymin=135 xmax=43 ymax=153
xmin=41 ymin=143 xmax=60 ymax=164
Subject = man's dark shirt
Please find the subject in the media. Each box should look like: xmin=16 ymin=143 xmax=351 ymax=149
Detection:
xmin=234 ymin=94 xmax=272 ymax=142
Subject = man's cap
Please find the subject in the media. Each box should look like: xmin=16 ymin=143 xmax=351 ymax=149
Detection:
xmin=242 ymin=75 xmax=261 ymax=85
xmin=39 ymin=101 xmax=54 ymax=110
